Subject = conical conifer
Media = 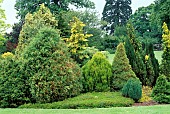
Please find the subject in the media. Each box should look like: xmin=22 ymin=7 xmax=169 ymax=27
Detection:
xmin=111 ymin=43 xmax=137 ymax=91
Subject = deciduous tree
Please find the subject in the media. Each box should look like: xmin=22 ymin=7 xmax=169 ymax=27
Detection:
xmin=15 ymin=0 xmax=95 ymax=20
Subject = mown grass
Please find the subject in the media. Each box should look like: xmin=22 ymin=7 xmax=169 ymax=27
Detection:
xmin=1 ymin=105 xmax=170 ymax=114
xmin=19 ymin=92 xmax=134 ymax=109
xmin=154 ymin=51 xmax=163 ymax=63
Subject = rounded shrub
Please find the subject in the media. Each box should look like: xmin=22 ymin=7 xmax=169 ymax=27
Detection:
xmin=82 ymin=52 xmax=112 ymax=92
xmin=139 ymin=86 xmax=152 ymax=103
xmin=0 ymin=58 xmax=30 ymax=108
xmin=122 ymin=78 xmax=142 ymax=102
xmin=21 ymin=27 xmax=82 ymax=103
xmin=151 ymin=75 xmax=170 ymax=103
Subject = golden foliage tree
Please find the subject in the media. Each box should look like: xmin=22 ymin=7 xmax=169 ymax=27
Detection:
xmin=65 ymin=17 xmax=92 ymax=64
xmin=160 ymin=22 xmax=170 ymax=80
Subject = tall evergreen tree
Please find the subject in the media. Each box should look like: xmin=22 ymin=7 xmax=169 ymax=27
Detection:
xmin=160 ymin=22 xmax=170 ymax=81
xmin=102 ymin=0 xmax=132 ymax=34
xmin=144 ymin=42 xmax=159 ymax=86
xmin=125 ymin=22 xmax=146 ymax=85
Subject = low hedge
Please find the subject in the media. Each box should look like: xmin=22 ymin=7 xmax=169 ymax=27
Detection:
xmin=19 ymin=92 xmax=134 ymax=109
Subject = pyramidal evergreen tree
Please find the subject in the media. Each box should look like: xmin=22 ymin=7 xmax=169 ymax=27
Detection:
xmin=111 ymin=43 xmax=137 ymax=91
xmin=152 ymin=75 xmax=170 ymax=103
xmin=21 ymin=27 xmax=82 ymax=103
xmin=102 ymin=0 xmax=132 ymax=34
xmin=160 ymin=22 xmax=170 ymax=81
xmin=15 ymin=3 xmax=58 ymax=56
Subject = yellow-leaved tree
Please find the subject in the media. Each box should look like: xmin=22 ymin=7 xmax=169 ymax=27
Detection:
xmin=160 ymin=22 xmax=170 ymax=81
xmin=65 ymin=16 xmax=93 ymax=64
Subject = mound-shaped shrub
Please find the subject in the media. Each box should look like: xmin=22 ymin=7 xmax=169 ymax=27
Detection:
xmin=0 ymin=58 xmax=30 ymax=108
xmin=111 ymin=43 xmax=137 ymax=91
xmin=152 ymin=75 xmax=170 ymax=103
xmin=21 ymin=27 xmax=82 ymax=103
xmin=122 ymin=78 xmax=142 ymax=102
xmin=82 ymin=52 xmax=112 ymax=92
xmin=139 ymin=86 xmax=152 ymax=103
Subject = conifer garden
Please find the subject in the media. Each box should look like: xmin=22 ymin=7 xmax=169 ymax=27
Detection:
xmin=0 ymin=0 xmax=170 ymax=110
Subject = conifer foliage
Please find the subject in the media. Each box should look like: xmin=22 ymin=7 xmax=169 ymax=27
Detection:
xmin=102 ymin=0 xmax=132 ymax=34
xmin=125 ymin=23 xmax=146 ymax=85
xmin=15 ymin=4 xmax=58 ymax=56
xmin=82 ymin=52 xmax=112 ymax=92
xmin=65 ymin=17 xmax=92 ymax=64
xmin=20 ymin=27 xmax=82 ymax=103
xmin=160 ymin=22 xmax=170 ymax=81
xmin=111 ymin=43 xmax=136 ymax=91
xmin=152 ymin=75 xmax=170 ymax=103
xmin=0 ymin=58 xmax=30 ymax=108
xmin=122 ymin=78 xmax=142 ymax=102
xmin=144 ymin=42 xmax=159 ymax=86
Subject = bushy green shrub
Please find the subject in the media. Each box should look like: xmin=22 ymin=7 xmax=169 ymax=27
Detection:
xmin=21 ymin=27 xmax=82 ymax=103
xmin=122 ymin=78 xmax=142 ymax=102
xmin=0 ymin=58 xmax=30 ymax=108
xmin=82 ymin=52 xmax=112 ymax=92
xmin=111 ymin=43 xmax=137 ymax=91
xmin=151 ymin=75 xmax=170 ymax=104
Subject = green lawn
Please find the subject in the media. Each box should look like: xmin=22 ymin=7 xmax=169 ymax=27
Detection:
xmin=107 ymin=54 xmax=114 ymax=64
xmin=107 ymin=51 xmax=163 ymax=65
xmin=154 ymin=51 xmax=163 ymax=63
xmin=1 ymin=105 xmax=170 ymax=114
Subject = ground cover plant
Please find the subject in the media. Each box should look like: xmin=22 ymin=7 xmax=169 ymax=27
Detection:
xmin=19 ymin=92 xmax=134 ymax=109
